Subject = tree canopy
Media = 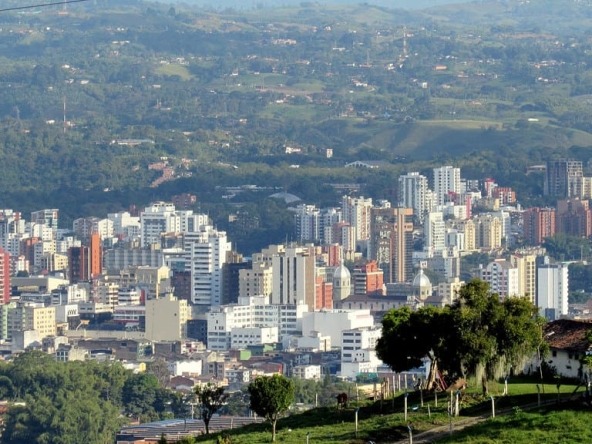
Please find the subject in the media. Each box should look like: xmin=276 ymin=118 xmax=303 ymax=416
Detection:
xmin=376 ymin=279 xmax=545 ymax=394
xmin=0 ymin=351 xmax=173 ymax=444
xmin=248 ymin=374 xmax=295 ymax=442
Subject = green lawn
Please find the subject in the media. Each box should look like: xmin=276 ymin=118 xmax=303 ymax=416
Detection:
xmin=195 ymin=381 xmax=586 ymax=444
xmin=437 ymin=403 xmax=592 ymax=443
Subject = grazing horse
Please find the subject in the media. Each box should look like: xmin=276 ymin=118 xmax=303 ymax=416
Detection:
xmin=336 ymin=392 xmax=348 ymax=409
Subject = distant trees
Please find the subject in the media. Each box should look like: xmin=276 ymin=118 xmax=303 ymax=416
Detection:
xmin=0 ymin=351 xmax=175 ymax=444
xmin=248 ymin=374 xmax=295 ymax=442
xmin=377 ymin=280 xmax=544 ymax=394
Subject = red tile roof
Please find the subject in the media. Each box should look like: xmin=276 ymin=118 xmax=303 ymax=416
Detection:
xmin=544 ymin=319 xmax=592 ymax=352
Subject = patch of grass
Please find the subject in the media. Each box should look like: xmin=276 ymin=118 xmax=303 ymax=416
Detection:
xmin=154 ymin=63 xmax=193 ymax=80
xmin=436 ymin=402 xmax=592 ymax=443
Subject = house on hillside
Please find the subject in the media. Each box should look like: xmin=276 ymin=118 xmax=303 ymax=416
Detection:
xmin=540 ymin=319 xmax=592 ymax=380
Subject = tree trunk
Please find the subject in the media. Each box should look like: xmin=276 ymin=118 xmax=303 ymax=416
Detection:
xmin=272 ymin=419 xmax=277 ymax=442
xmin=425 ymin=359 xmax=438 ymax=390
xmin=204 ymin=418 xmax=210 ymax=435
xmin=481 ymin=374 xmax=489 ymax=396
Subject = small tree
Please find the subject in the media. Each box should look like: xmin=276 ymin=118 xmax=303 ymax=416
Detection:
xmin=194 ymin=382 xmax=227 ymax=435
xmin=248 ymin=374 xmax=295 ymax=442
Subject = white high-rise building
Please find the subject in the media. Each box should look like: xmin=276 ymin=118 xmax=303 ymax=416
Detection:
xmin=184 ymin=226 xmax=231 ymax=307
xmin=294 ymin=204 xmax=320 ymax=242
xmin=342 ymin=196 xmax=373 ymax=243
xmin=425 ymin=211 xmax=446 ymax=253
xmin=398 ymin=172 xmax=431 ymax=222
xmin=140 ymin=202 xmax=179 ymax=247
xmin=0 ymin=210 xmax=25 ymax=256
xmin=320 ymin=208 xmax=342 ymax=244
xmin=433 ymin=166 xmax=461 ymax=206
xmin=537 ymin=263 xmax=569 ymax=320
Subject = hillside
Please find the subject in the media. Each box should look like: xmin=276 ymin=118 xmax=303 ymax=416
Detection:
xmin=190 ymin=381 xmax=588 ymax=444
xmin=1 ymin=0 xmax=592 ymax=224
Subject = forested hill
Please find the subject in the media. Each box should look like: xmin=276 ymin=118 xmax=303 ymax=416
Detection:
xmin=162 ymin=0 xmax=476 ymax=10
xmin=1 ymin=0 xmax=592 ymax=223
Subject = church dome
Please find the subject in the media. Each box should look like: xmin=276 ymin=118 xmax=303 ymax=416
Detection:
xmin=412 ymin=269 xmax=431 ymax=288
xmin=333 ymin=263 xmax=351 ymax=281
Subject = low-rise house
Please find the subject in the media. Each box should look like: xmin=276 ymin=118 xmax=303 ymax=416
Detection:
xmin=539 ymin=319 xmax=592 ymax=379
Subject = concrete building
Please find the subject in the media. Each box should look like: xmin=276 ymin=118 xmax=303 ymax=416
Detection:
xmin=206 ymin=295 xmax=307 ymax=351
xmin=523 ymin=207 xmax=556 ymax=246
xmin=292 ymin=364 xmax=322 ymax=380
xmin=425 ymin=211 xmax=446 ymax=253
xmin=340 ymin=327 xmax=383 ymax=380
xmin=294 ymin=204 xmax=320 ymax=243
xmin=184 ymin=226 xmax=232 ymax=307
xmin=479 ymin=259 xmax=519 ymax=299
xmin=537 ymin=262 xmax=569 ymax=320
xmin=341 ymin=195 xmax=373 ymax=245
xmin=271 ymin=244 xmax=316 ymax=309
xmin=398 ymin=172 xmax=432 ymax=222
xmin=103 ymin=247 xmax=164 ymax=274
xmin=369 ymin=207 xmax=414 ymax=284
xmin=0 ymin=248 xmax=9 ymax=304
xmin=239 ymin=261 xmax=273 ymax=300
xmin=510 ymin=254 xmax=537 ymax=304
xmin=544 ymin=159 xmax=582 ymax=198
xmin=6 ymin=302 xmax=56 ymax=341
xmin=301 ymin=309 xmax=375 ymax=348
xmin=230 ymin=326 xmax=279 ymax=349
xmin=144 ymin=294 xmax=189 ymax=341
xmin=433 ymin=166 xmax=461 ymax=206
xmin=475 ymin=215 xmax=503 ymax=251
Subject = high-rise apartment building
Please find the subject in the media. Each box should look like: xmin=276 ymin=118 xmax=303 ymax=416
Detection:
xmin=425 ymin=211 xmax=446 ymax=253
xmin=294 ymin=204 xmax=320 ymax=243
xmin=475 ymin=215 xmax=503 ymax=251
xmin=271 ymin=244 xmax=316 ymax=309
xmin=537 ymin=262 xmax=569 ymax=320
xmin=479 ymin=259 xmax=519 ymax=299
xmin=0 ymin=248 xmax=9 ymax=304
xmin=556 ymin=198 xmax=592 ymax=238
xmin=342 ymin=196 xmax=373 ymax=243
xmin=433 ymin=166 xmax=461 ymax=206
xmin=184 ymin=226 xmax=232 ymax=307
xmin=510 ymin=253 xmax=537 ymax=304
xmin=398 ymin=172 xmax=431 ymax=222
xmin=523 ymin=207 xmax=556 ymax=246
xmin=369 ymin=207 xmax=414 ymax=283
xmin=544 ymin=159 xmax=583 ymax=198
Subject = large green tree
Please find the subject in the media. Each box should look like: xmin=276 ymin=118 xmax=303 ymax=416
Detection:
xmin=248 ymin=374 xmax=295 ymax=442
xmin=377 ymin=279 xmax=544 ymax=393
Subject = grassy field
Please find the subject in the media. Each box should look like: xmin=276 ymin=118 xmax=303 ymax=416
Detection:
xmin=437 ymin=402 xmax=592 ymax=443
xmin=194 ymin=380 xmax=586 ymax=444
xmin=154 ymin=63 xmax=194 ymax=80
